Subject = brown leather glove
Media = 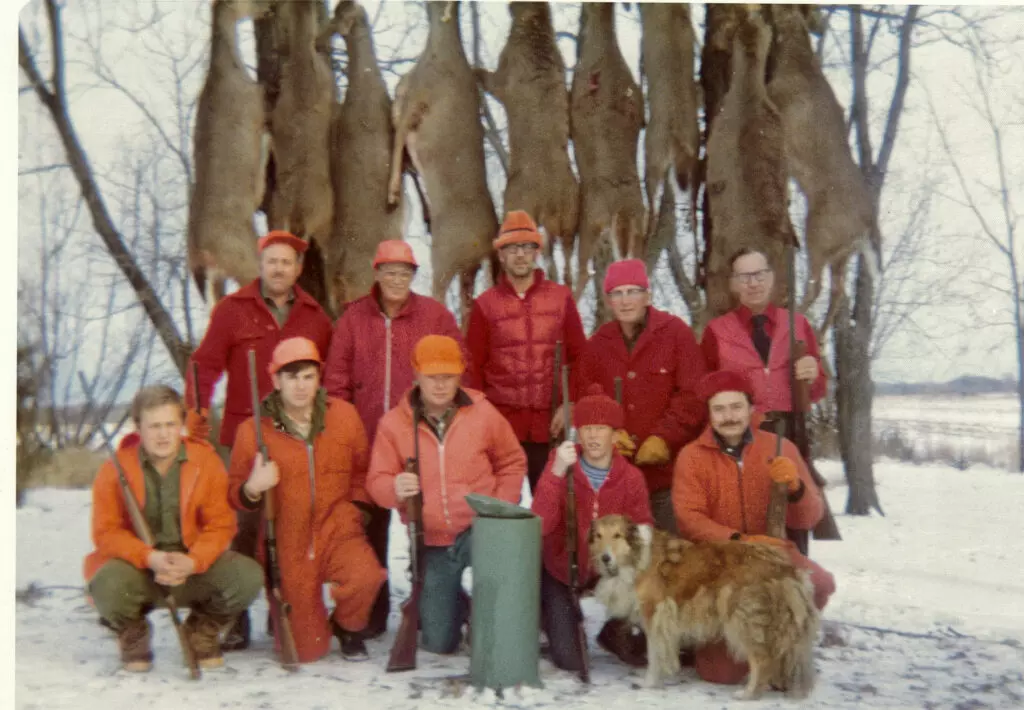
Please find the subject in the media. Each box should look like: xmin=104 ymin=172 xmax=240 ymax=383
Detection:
xmin=634 ymin=435 xmax=670 ymax=466
xmin=768 ymin=456 xmax=801 ymax=493
xmin=614 ymin=429 xmax=637 ymax=458
xmin=185 ymin=409 xmax=211 ymax=442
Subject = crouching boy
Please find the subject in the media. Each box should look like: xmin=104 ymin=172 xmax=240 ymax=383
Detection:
xmin=84 ymin=385 xmax=263 ymax=672
xmin=531 ymin=384 xmax=655 ymax=671
xmin=367 ymin=335 xmax=527 ymax=654
xmin=228 ymin=338 xmax=388 ymax=663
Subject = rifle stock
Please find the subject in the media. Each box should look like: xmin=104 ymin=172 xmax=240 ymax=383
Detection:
xmin=247 ymin=350 xmax=300 ymax=671
xmin=388 ymin=409 xmax=424 ymax=672
xmin=560 ymin=365 xmax=590 ymax=684
xmin=80 ymin=374 xmax=201 ymax=680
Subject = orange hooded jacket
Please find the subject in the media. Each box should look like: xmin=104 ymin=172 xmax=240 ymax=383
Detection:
xmin=367 ymin=388 xmax=527 ymax=547
xmin=82 ymin=434 xmax=237 ymax=583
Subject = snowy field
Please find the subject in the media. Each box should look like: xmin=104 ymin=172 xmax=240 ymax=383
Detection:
xmin=873 ymin=394 xmax=1019 ymax=468
xmin=15 ymin=458 xmax=1024 ymax=709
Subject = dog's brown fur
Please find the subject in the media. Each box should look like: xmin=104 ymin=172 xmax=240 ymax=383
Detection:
xmin=589 ymin=514 xmax=818 ymax=700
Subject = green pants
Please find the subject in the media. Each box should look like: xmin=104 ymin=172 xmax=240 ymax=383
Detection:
xmin=89 ymin=551 xmax=263 ymax=630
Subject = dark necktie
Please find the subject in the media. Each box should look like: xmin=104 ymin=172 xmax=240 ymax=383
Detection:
xmin=751 ymin=314 xmax=771 ymax=366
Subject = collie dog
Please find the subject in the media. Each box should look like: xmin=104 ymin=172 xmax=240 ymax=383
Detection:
xmin=589 ymin=514 xmax=819 ymax=700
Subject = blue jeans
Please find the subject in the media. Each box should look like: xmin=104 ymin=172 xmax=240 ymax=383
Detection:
xmin=419 ymin=530 xmax=473 ymax=654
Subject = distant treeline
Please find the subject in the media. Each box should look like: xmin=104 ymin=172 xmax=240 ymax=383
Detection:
xmin=875 ymin=376 xmax=1017 ymax=396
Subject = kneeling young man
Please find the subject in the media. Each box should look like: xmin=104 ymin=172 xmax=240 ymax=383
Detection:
xmin=228 ymin=338 xmax=387 ymax=663
xmin=531 ymin=385 xmax=655 ymax=671
xmin=673 ymin=370 xmax=837 ymax=685
xmin=368 ymin=335 xmax=527 ymax=654
xmin=85 ymin=385 xmax=263 ymax=672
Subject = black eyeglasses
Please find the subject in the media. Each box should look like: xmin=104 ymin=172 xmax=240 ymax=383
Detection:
xmin=731 ymin=269 xmax=772 ymax=285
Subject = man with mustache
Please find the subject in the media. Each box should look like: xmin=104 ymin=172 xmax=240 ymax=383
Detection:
xmin=228 ymin=338 xmax=387 ymax=663
xmin=673 ymin=369 xmax=836 ymax=685
xmin=185 ymin=231 xmax=334 ymax=649
xmin=574 ymin=259 xmax=707 ymax=533
xmin=465 ymin=210 xmax=587 ymax=493
xmin=322 ymin=239 xmax=465 ymax=639
xmin=531 ymin=384 xmax=654 ymax=671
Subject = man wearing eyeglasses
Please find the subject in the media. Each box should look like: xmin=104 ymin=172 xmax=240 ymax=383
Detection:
xmin=574 ymin=259 xmax=707 ymax=533
xmin=700 ymin=247 xmax=826 ymax=426
xmin=465 ymin=210 xmax=587 ymax=493
xmin=322 ymin=239 xmax=465 ymax=638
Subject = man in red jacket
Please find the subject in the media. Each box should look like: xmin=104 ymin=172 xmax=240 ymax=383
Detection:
xmin=185 ymin=230 xmax=333 ymax=649
xmin=700 ymin=247 xmax=826 ymax=428
xmin=322 ymin=239 xmax=465 ymax=638
xmin=575 ymin=259 xmax=706 ymax=533
xmin=466 ymin=210 xmax=587 ymax=493
xmin=531 ymin=384 xmax=654 ymax=672
xmin=673 ymin=370 xmax=835 ymax=685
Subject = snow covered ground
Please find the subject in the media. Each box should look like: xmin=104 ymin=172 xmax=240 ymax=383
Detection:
xmin=15 ymin=458 xmax=1024 ymax=709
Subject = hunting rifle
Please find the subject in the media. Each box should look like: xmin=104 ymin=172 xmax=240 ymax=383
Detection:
xmin=551 ymin=341 xmax=563 ymax=448
xmin=785 ymin=246 xmax=841 ymax=547
xmin=247 ymin=350 xmax=300 ymax=671
xmin=78 ymin=372 xmax=200 ymax=680
xmin=766 ymin=422 xmax=789 ymax=541
xmin=387 ymin=406 xmax=424 ymax=672
xmin=560 ymin=364 xmax=591 ymax=684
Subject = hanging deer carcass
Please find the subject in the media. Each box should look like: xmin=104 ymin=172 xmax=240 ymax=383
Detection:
xmin=188 ymin=0 xmax=269 ymax=304
xmin=639 ymin=2 xmax=699 ymax=257
xmin=705 ymin=9 xmax=796 ymax=317
xmin=570 ymin=3 xmax=645 ymax=304
xmin=267 ymin=0 xmax=335 ymax=245
xmin=477 ymin=1 xmax=579 ymax=289
xmin=388 ymin=0 xmax=497 ymax=321
xmin=767 ymin=4 xmax=875 ymax=333
xmin=322 ymin=0 xmax=404 ymax=311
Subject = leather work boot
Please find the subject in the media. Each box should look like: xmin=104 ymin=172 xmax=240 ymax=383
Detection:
xmin=221 ymin=609 xmax=250 ymax=651
xmin=185 ymin=610 xmax=234 ymax=669
xmin=596 ymin=618 xmax=648 ymax=667
xmin=117 ymin=618 xmax=154 ymax=673
xmin=331 ymin=620 xmax=369 ymax=662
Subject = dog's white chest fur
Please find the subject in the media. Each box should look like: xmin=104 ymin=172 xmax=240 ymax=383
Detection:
xmin=593 ymin=524 xmax=653 ymax=625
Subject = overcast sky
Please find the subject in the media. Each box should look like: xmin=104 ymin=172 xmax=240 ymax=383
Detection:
xmin=13 ymin=1 xmax=1024 ymax=394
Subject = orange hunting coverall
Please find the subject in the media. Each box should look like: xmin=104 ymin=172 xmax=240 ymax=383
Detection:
xmin=228 ymin=397 xmax=387 ymax=663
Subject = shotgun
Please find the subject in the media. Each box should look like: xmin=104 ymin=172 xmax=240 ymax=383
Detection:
xmin=560 ymin=364 xmax=590 ymax=684
xmin=79 ymin=374 xmax=200 ymax=680
xmin=190 ymin=361 xmax=200 ymax=414
xmin=387 ymin=407 xmax=424 ymax=672
xmin=247 ymin=349 xmax=300 ymax=671
xmin=786 ymin=246 xmax=841 ymax=546
xmin=551 ymin=341 xmax=563 ymax=449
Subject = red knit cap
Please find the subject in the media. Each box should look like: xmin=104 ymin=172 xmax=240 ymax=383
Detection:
xmin=573 ymin=384 xmax=624 ymax=429
xmin=603 ymin=259 xmax=649 ymax=293
xmin=697 ymin=370 xmax=754 ymax=403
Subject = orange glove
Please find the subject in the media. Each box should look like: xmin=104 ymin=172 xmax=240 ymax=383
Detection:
xmin=742 ymin=534 xmax=790 ymax=548
xmin=186 ymin=409 xmax=211 ymax=442
xmin=614 ymin=429 xmax=636 ymax=458
xmin=635 ymin=435 xmax=670 ymax=466
xmin=768 ymin=456 xmax=801 ymax=493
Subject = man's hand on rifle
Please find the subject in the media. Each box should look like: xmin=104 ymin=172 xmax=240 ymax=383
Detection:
xmin=552 ymin=440 xmax=577 ymax=479
xmin=162 ymin=553 xmax=196 ymax=586
xmin=148 ymin=550 xmax=182 ymax=586
xmin=245 ymin=452 xmax=280 ymax=500
xmin=549 ymin=403 xmax=572 ymax=439
xmin=186 ymin=408 xmax=211 ymax=441
xmin=395 ymin=472 xmax=420 ymax=501
xmin=768 ymin=456 xmax=801 ymax=493
xmin=794 ymin=355 xmax=818 ymax=382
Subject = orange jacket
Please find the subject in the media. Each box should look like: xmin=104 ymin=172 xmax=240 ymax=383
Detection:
xmin=367 ymin=388 xmax=527 ymax=547
xmin=83 ymin=434 xmax=237 ymax=583
xmin=672 ymin=425 xmax=824 ymax=542
xmin=228 ymin=396 xmax=376 ymax=663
